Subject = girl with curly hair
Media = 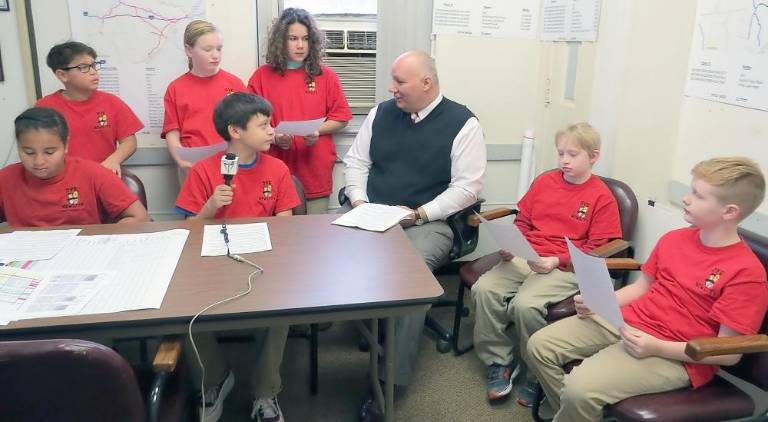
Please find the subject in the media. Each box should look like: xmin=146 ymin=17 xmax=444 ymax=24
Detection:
xmin=248 ymin=7 xmax=352 ymax=214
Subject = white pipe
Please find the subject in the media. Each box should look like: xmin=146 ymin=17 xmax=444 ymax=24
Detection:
xmin=517 ymin=129 xmax=536 ymax=202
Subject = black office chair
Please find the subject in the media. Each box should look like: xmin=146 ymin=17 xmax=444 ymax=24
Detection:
xmin=122 ymin=168 xmax=148 ymax=209
xmin=0 ymin=337 xmax=189 ymax=422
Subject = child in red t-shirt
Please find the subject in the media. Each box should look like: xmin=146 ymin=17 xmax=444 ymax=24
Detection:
xmin=0 ymin=107 xmax=149 ymax=227
xmin=163 ymin=20 xmax=247 ymax=174
xmin=528 ymin=157 xmax=768 ymax=422
xmin=248 ymin=7 xmax=352 ymax=214
xmin=37 ymin=42 xmax=143 ymax=176
xmin=472 ymin=122 xmax=622 ymax=405
xmin=175 ymin=92 xmax=298 ymax=422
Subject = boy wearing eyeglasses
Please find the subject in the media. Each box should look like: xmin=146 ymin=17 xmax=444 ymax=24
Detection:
xmin=37 ymin=41 xmax=143 ymax=176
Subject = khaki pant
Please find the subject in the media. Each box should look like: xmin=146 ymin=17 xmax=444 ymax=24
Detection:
xmin=186 ymin=325 xmax=289 ymax=398
xmin=305 ymin=196 xmax=330 ymax=215
xmin=471 ymin=257 xmax=579 ymax=383
xmin=527 ymin=316 xmax=690 ymax=422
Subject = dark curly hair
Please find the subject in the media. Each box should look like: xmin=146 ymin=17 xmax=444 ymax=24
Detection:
xmin=265 ymin=7 xmax=325 ymax=82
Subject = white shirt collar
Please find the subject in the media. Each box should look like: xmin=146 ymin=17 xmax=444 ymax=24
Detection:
xmin=411 ymin=93 xmax=443 ymax=123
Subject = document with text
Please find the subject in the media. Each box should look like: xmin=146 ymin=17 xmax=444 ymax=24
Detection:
xmin=275 ymin=117 xmax=326 ymax=136
xmin=332 ymin=203 xmax=412 ymax=232
xmin=0 ymin=229 xmax=81 ymax=262
xmin=202 ymin=223 xmax=272 ymax=256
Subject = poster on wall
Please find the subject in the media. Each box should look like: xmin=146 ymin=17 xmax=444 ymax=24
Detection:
xmin=68 ymin=0 xmax=205 ymax=147
xmin=540 ymin=0 xmax=601 ymax=42
xmin=432 ymin=0 xmax=540 ymax=40
xmin=684 ymin=0 xmax=768 ymax=112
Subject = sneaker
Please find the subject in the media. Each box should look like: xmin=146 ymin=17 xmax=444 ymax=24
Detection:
xmin=251 ymin=396 xmax=284 ymax=422
xmin=486 ymin=363 xmax=514 ymax=401
xmin=514 ymin=380 xmax=540 ymax=408
xmin=198 ymin=370 xmax=235 ymax=422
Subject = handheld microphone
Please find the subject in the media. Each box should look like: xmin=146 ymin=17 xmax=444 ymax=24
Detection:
xmin=221 ymin=153 xmax=238 ymax=186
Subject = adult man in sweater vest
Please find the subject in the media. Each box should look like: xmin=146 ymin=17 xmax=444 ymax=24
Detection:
xmin=344 ymin=50 xmax=486 ymax=421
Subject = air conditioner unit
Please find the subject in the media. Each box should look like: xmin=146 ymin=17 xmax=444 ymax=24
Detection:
xmin=322 ymin=28 xmax=377 ymax=109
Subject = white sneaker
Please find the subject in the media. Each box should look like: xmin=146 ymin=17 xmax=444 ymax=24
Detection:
xmin=251 ymin=396 xmax=284 ymax=422
xmin=199 ymin=370 xmax=235 ymax=422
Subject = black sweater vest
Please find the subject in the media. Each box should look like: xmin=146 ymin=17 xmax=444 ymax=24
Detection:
xmin=367 ymin=97 xmax=475 ymax=209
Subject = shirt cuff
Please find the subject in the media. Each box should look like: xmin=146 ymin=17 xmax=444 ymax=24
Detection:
xmin=345 ymin=187 xmax=368 ymax=205
xmin=421 ymin=201 xmax=442 ymax=222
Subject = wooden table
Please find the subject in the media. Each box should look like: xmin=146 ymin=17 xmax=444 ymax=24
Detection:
xmin=0 ymin=215 xmax=443 ymax=421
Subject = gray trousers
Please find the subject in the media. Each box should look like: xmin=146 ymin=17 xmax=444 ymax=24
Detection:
xmin=338 ymin=203 xmax=453 ymax=386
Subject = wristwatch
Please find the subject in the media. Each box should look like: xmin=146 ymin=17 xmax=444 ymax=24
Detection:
xmin=414 ymin=208 xmax=426 ymax=226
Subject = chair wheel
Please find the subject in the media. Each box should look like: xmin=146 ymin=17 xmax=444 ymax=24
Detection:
xmin=436 ymin=339 xmax=451 ymax=354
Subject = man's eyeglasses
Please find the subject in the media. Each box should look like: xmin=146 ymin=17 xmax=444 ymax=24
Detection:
xmin=60 ymin=60 xmax=105 ymax=73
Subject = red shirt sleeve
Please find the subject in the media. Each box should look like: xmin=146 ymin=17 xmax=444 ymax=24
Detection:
xmin=275 ymin=170 xmax=301 ymax=213
xmin=324 ymin=68 xmax=352 ymax=122
xmin=175 ymin=164 xmax=213 ymax=216
xmin=94 ymin=167 xmax=140 ymax=219
xmin=111 ymin=95 xmax=144 ymax=141
xmin=247 ymin=70 xmax=263 ymax=95
xmin=162 ymin=84 xmax=180 ymax=138
xmin=710 ymin=275 xmax=768 ymax=335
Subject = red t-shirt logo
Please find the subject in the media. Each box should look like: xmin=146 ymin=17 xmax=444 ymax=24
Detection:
xmin=261 ymin=180 xmax=273 ymax=200
xmin=703 ymin=268 xmax=724 ymax=289
xmin=95 ymin=111 xmax=109 ymax=129
xmin=572 ymin=201 xmax=590 ymax=221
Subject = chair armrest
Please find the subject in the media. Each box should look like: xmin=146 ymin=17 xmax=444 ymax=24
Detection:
xmin=588 ymin=239 xmax=630 ymax=258
xmin=685 ymin=334 xmax=768 ymax=361
xmin=468 ymin=208 xmax=518 ymax=227
xmin=152 ymin=336 xmax=183 ymax=373
xmin=605 ymin=258 xmax=642 ymax=271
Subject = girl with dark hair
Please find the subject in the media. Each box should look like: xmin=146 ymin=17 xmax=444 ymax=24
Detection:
xmin=248 ymin=7 xmax=352 ymax=214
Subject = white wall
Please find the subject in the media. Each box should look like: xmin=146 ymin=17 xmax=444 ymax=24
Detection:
xmin=0 ymin=3 xmax=32 ymax=167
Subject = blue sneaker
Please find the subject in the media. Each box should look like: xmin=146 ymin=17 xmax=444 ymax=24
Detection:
xmin=486 ymin=364 xmax=514 ymax=401
xmin=514 ymin=380 xmax=539 ymax=408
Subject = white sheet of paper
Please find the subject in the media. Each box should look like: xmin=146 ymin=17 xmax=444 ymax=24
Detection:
xmin=476 ymin=212 xmax=542 ymax=262
xmin=0 ymin=267 xmax=47 ymax=324
xmin=274 ymin=117 xmax=326 ymax=136
xmin=202 ymin=223 xmax=272 ymax=256
xmin=13 ymin=272 xmax=112 ymax=321
xmin=332 ymin=203 xmax=412 ymax=232
xmin=30 ymin=229 xmax=189 ymax=314
xmin=566 ymin=237 xmax=625 ymax=329
xmin=0 ymin=229 xmax=81 ymax=262
xmin=175 ymin=142 xmax=227 ymax=164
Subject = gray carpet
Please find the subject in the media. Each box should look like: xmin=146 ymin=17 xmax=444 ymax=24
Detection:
xmin=216 ymin=274 xmax=534 ymax=422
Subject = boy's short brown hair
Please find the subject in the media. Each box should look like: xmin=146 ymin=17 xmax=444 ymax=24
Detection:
xmin=692 ymin=157 xmax=765 ymax=221
xmin=555 ymin=122 xmax=601 ymax=156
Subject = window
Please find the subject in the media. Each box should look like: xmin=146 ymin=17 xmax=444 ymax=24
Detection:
xmin=283 ymin=0 xmax=377 ymax=113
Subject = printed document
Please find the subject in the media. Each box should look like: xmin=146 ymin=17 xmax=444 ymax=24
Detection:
xmin=332 ymin=203 xmax=412 ymax=232
xmin=202 ymin=223 xmax=272 ymax=256
xmin=275 ymin=117 xmax=326 ymax=136
xmin=0 ymin=229 xmax=81 ymax=262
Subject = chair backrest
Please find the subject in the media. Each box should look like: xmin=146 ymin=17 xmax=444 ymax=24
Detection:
xmin=726 ymin=230 xmax=768 ymax=390
xmin=598 ymin=176 xmax=639 ymax=243
xmin=292 ymin=175 xmax=307 ymax=216
xmin=122 ymin=168 xmax=148 ymax=209
xmin=0 ymin=339 xmax=146 ymax=422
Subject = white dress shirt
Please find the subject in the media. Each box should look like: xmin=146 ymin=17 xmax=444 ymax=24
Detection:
xmin=343 ymin=94 xmax=487 ymax=221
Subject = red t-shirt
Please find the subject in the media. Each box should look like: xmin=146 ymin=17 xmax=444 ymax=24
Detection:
xmin=623 ymin=227 xmax=768 ymax=388
xmin=0 ymin=157 xmax=139 ymax=227
xmin=176 ymin=151 xmax=301 ymax=218
xmin=162 ymin=70 xmax=247 ymax=147
xmin=515 ymin=170 xmax=622 ymax=269
xmin=36 ymin=90 xmax=143 ymax=163
xmin=247 ymin=65 xmax=352 ymax=198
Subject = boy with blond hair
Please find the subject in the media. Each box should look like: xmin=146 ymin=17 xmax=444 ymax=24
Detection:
xmin=528 ymin=157 xmax=768 ymax=421
xmin=472 ymin=122 xmax=622 ymax=405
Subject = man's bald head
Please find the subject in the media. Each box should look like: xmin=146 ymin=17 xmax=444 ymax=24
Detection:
xmin=389 ymin=50 xmax=440 ymax=112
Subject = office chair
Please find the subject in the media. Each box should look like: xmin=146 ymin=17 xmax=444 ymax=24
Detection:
xmin=122 ymin=168 xmax=148 ymax=209
xmin=531 ymin=230 xmax=768 ymax=422
xmin=0 ymin=337 xmax=188 ymax=422
xmin=452 ymin=173 xmax=638 ymax=355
